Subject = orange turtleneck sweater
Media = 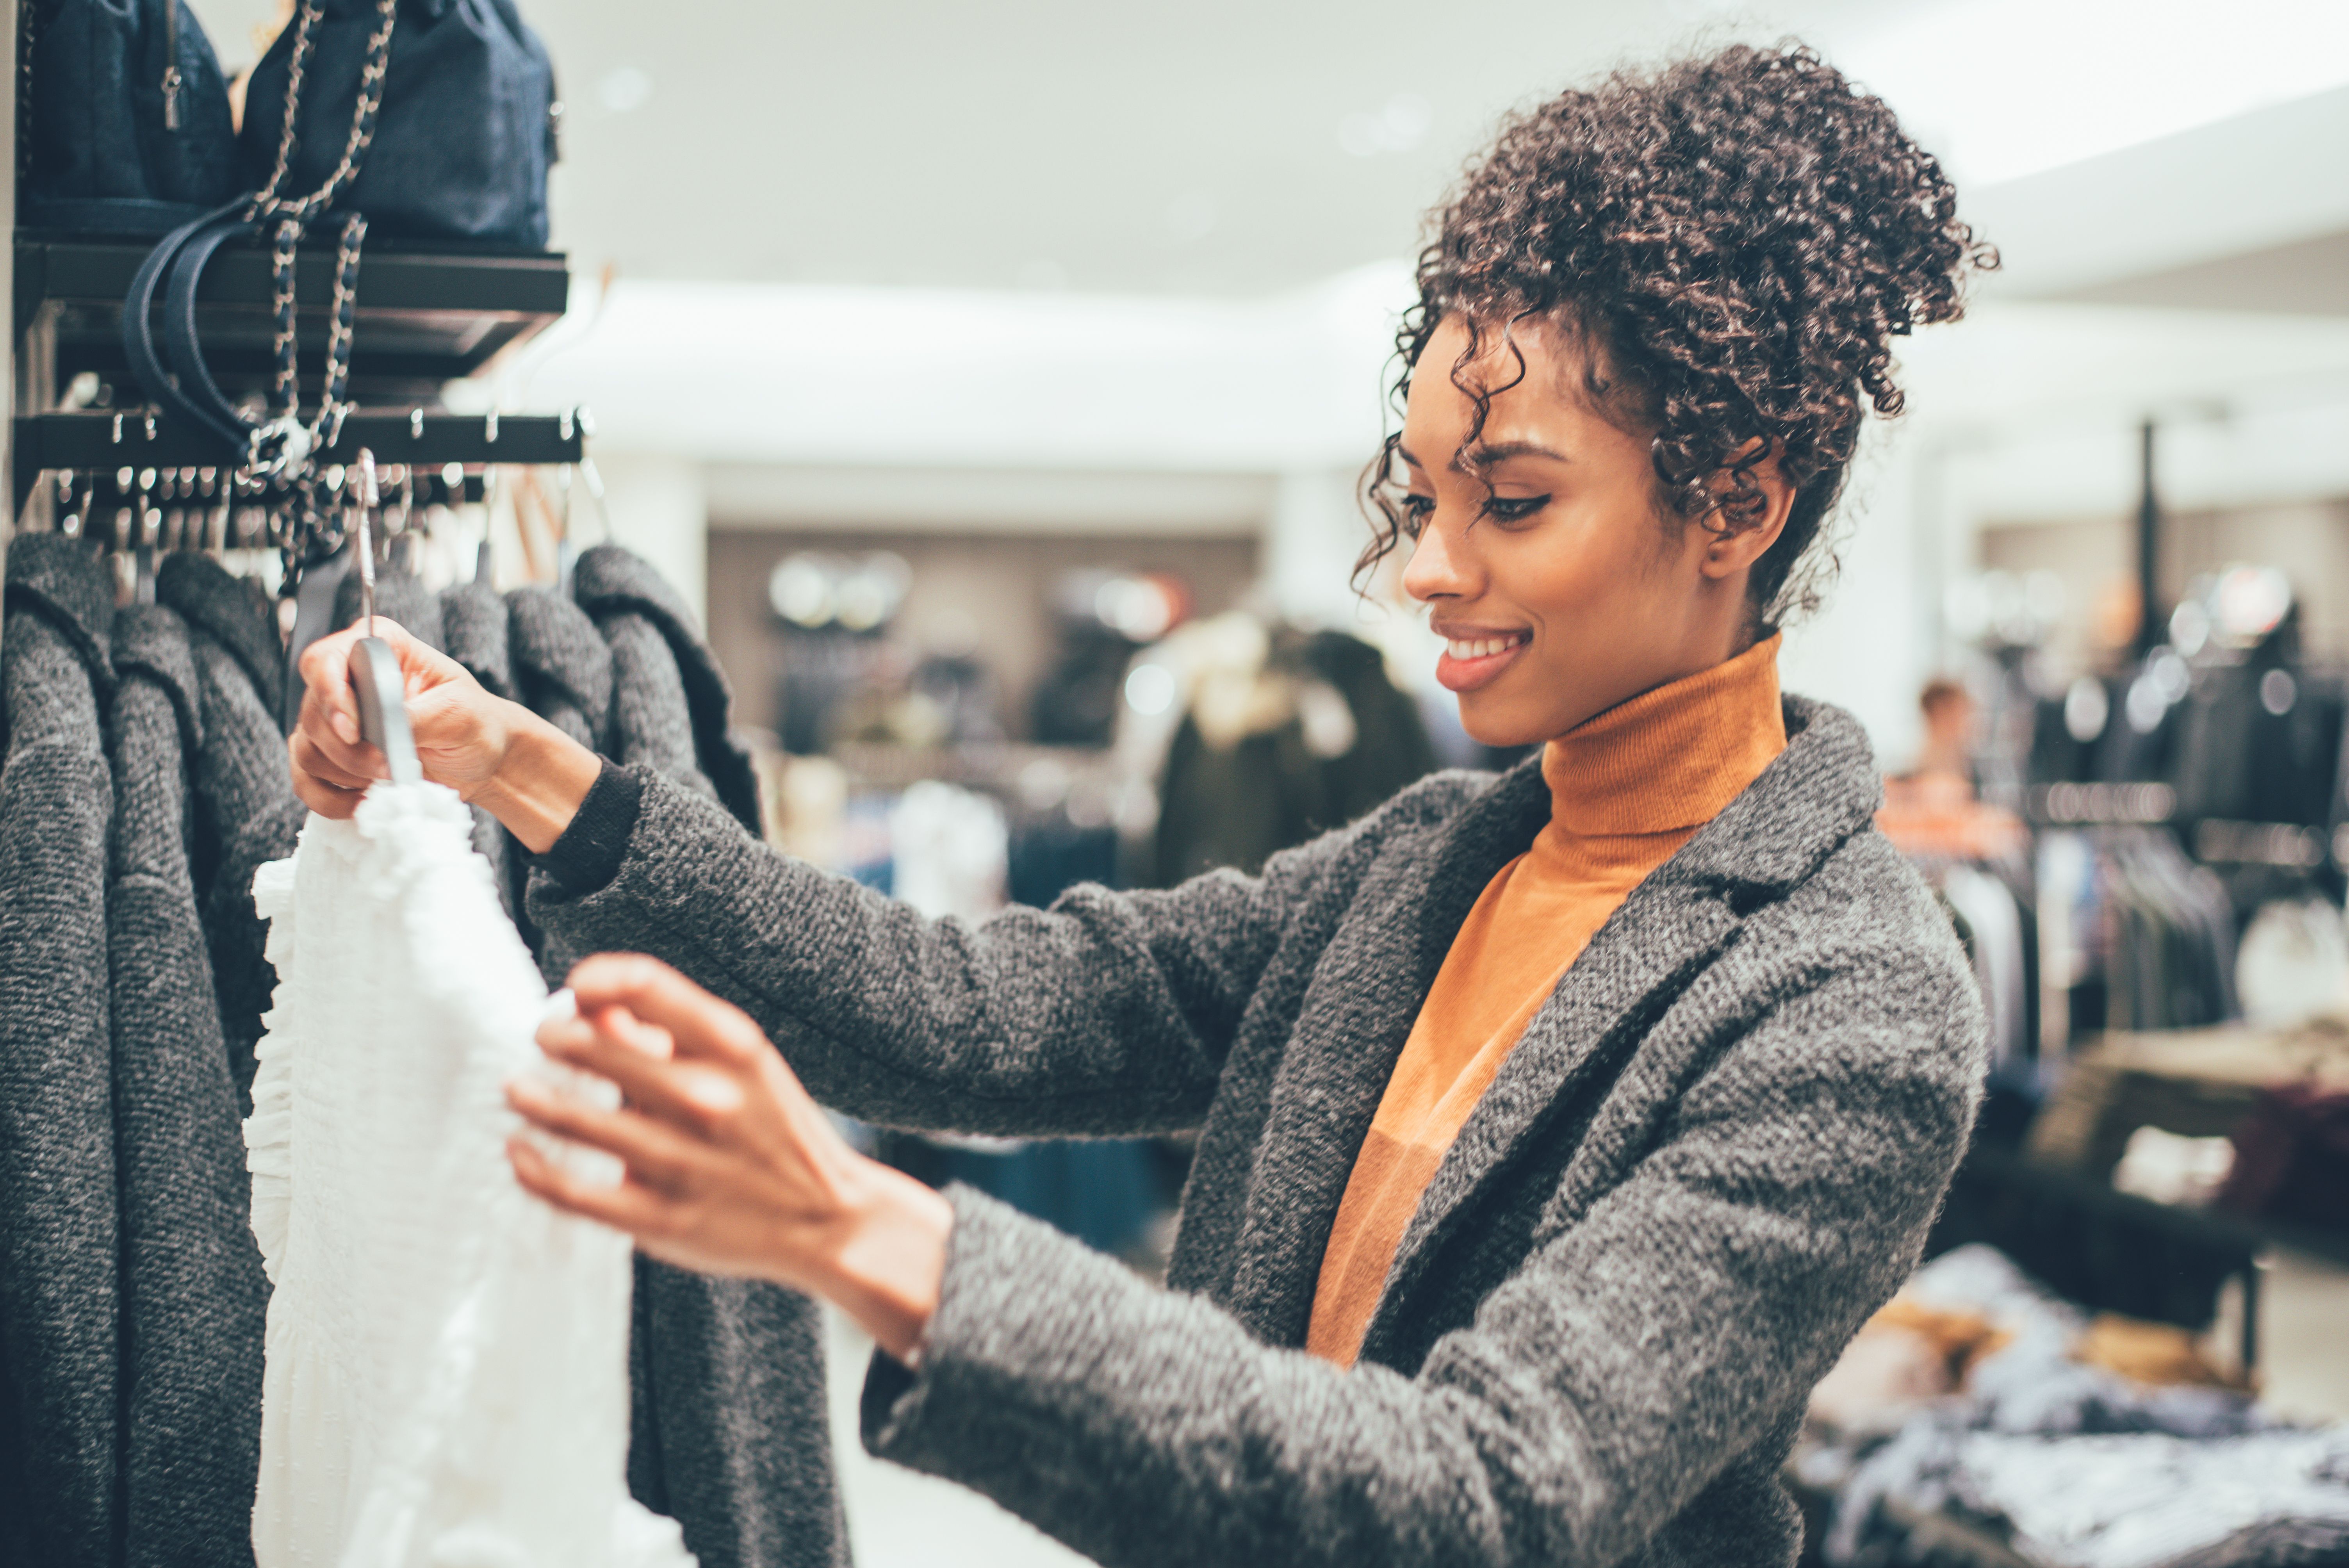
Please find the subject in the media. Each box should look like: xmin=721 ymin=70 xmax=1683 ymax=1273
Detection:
xmin=1305 ymin=634 xmax=1788 ymax=1367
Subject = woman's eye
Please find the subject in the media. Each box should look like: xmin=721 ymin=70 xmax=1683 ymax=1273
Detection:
xmin=1483 ymin=494 xmax=1549 ymax=524
xmin=1399 ymin=493 xmax=1436 ymax=536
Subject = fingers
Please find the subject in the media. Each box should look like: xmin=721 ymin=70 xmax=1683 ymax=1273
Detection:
xmin=294 ymin=637 xmax=389 ymax=787
xmin=504 ymin=1074 xmax=707 ymax=1194
xmin=563 ymin=954 xmax=773 ymax=1071
xmin=505 ymin=1134 xmax=676 ymax=1239
xmin=533 ymin=1009 xmax=745 ymax=1137
xmin=284 ymin=729 xmax=363 ymax=817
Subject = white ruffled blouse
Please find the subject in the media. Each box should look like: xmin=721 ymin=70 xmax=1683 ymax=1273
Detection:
xmin=244 ymin=782 xmax=696 ymax=1568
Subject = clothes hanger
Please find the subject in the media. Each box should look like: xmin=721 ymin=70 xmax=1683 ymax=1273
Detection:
xmin=347 ymin=448 xmax=422 ymax=787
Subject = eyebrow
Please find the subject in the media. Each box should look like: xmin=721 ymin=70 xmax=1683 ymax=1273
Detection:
xmin=1463 ymin=440 xmax=1571 ymax=467
xmin=1394 ymin=441 xmax=1570 ymax=477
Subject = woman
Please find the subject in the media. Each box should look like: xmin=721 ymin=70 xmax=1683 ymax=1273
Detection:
xmin=292 ymin=44 xmax=1991 ymax=1568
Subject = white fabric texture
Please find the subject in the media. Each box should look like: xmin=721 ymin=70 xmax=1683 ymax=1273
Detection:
xmin=243 ymin=782 xmax=695 ymax=1568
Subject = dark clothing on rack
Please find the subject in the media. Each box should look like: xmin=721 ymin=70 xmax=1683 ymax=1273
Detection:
xmin=1150 ymin=627 xmax=1435 ymax=884
xmin=442 ymin=575 xmax=522 ymax=913
xmin=105 ymin=604 xmax=267 ymax=1568
xmin=331 ymin=559 xmax=445 ymax=651
xmin=508 ymin=560 xmax=845 ymax=1568
xmin=528 ymin=697 xmax=1984 ymax=1568
xmin=440 ymin=575 xmax=515 ymax=701
xmin=508 ymin=583 xmax=612 ymax=752
xmin=0 ymin=535 xmax=121 ymax=1568
xmin=157 ymin=553 xmax=305 ymax=1107
xmin=573 ymin=545 xmax=761 ymax=832
xmin=1299 ymin=629 xmax=1438 ymax=827
xmin=2219 ymin=1082 xmax=2349 ymax=1233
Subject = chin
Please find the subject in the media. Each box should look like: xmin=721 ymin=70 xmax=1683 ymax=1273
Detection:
xmin=1456 ymin=695 xmax=1551 ymax=752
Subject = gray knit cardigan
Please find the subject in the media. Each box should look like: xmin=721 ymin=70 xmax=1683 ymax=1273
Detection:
xmin=530 ymin=694 xmax=1987 ymax=1568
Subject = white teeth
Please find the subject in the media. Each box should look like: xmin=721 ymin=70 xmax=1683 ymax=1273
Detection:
xmin=1446 ymin=635 xmax=1522 ymax=660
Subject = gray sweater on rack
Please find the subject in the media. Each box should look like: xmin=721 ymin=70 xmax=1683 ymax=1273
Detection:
xmin=157 ymin=552 xmax=307 ymax=1108
xmin=529 ymin=693 xmax=1987 ymax=1568
xmin=105 ymin=604 xmax=268 ymax=1568
xmin=0 ymin=535 xmax=121 ymax=1568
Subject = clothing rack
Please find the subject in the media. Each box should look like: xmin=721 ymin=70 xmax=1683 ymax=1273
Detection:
xmin=12 ymin=408 xmax=586 ymax=512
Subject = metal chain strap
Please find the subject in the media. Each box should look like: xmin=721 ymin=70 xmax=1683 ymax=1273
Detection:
xmin=246 ymin=0 xmax=399 ymax=226
xmin=314 ymin=213 xmax=367 ymax=449
xmin=238 ymin=0 xmax=399 ymax=526
xmin=269 ymin=218 xmax=303 ymax=419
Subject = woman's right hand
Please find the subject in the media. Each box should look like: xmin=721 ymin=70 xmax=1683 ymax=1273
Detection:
xmin=289 ymin=618 xmax=600 ymax=852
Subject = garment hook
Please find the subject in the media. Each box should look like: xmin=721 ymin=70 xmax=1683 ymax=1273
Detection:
xmin=348 ymin=447 xmax=421 ymax=787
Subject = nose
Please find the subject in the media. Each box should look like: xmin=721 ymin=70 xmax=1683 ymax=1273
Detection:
xmin=1400 ymin=507 xmax=1481 ymax=606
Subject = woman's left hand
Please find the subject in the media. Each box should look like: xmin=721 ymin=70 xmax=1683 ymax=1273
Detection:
xmin=504 ymin=953 xmax=954 ymax=1363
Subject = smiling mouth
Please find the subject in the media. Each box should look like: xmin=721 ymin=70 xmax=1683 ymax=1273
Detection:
xmin=1443 ymin=632 xmax=1531 ymax=660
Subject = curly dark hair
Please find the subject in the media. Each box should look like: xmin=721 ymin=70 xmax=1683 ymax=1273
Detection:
xmin=1360 ymin=43 xmax=1996 ymax=626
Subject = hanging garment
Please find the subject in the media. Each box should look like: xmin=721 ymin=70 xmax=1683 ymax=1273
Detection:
xmin=244 ymin=782 xmax=695 ymax=1568
xmin=572 ymin=545 xmax=761 ymax=832
xmin=441 ymin=576 xmax=516 ymax=702
xmin=107 ymin=603 xmax=268 ymax=1568
xmin=505 ymin=560 xmax=843 ymax=1568
xmin=524 ymin=551 xmax=843 ymax=1568
xmin=510 ymin=583 xmax=614 ymax=755
xmin=442 ymin=574 xmax=524 ymax=916
xmin=157 ymin=552 xmax=307 ymax=1107
xmin=0 ymin=534 xmax=121 ymax=1568
xmin=1944 ymin=863 xmax=2028 ymax=1077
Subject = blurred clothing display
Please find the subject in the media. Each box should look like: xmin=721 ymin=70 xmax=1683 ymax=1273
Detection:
xmin=2235 ymin=899 xmax=2349 ymax=1027
xmin=244 ymin=784 xmax=693 ymax=1568
xmin=1802 ymin=1244 xmax=2337 ymax=1568
xmin=2217 ymin=1082 xmax=2349 ymax=1234
xmin=2040 ymin=827 xmax=2237 ymax=1036
xmin=1137 ymin=612 xmax=1436 ymax=883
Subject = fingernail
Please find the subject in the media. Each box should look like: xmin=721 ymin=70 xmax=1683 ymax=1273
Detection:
xmin=504 ymin=1078 xmax=542 ymax=1110
xmin=333 ymin=713 xmax=359 ymax=745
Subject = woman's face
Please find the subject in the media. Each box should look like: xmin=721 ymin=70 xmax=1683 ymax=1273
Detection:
xmin=1396 ymin=314 xmax=1781 ymax=748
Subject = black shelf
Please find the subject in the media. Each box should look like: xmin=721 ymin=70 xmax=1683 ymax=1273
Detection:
xmin=15 ymin=232 xmax=570 ymax=402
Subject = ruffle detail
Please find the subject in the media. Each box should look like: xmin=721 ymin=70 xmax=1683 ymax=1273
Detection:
xmin=244 ymin=847 xmax=304 ymax=1285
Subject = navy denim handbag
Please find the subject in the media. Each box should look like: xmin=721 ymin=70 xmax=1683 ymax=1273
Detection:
xmin=19 ymin=0 xmax=241 ymax=233
xmin=236 ymin=0 xmax=558 ymax=248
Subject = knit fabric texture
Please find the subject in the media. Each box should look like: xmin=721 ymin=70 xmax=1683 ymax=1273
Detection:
xmin=531 ymin=693 xmax=1985 ymax=1568
xmin=1306 ymin=633 xmax=1786 ymax=1365
xmin=572 ymin=545 xmax=761 ymax=832
xmin=108 ymin=604 xmax=269 ymax=1568
xmin=0 ymin=535 xmax=120 ymax=1568
xmin=157 ymin=551 xmax=308 ymax=1110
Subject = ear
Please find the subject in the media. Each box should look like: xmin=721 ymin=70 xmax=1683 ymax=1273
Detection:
xmin=1696 ymin=440 xmax=1794 ymax=582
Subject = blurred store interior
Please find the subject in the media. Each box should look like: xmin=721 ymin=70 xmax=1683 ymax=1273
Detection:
xmin=23 ymin=0 xmax=2349 ymax=1562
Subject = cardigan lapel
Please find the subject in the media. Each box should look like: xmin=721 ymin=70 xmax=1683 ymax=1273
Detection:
xmin=1362 ymin=697 xmax=1884 ymax=1356
xmin=1219 ymin=755 xmax=1551 ymax=1348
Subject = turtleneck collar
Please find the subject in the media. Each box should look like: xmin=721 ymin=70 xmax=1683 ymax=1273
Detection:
xmin=1540 ymin=632 xmax=1785 ymax=839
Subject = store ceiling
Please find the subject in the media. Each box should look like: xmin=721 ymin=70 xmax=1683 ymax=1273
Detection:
xmin=184 ymin=0 xmax=2349 ymax=305
xmin=497 ymin=0 xmax=1823 ymax=292
xmin=452 ymin=0 xmax=1903 ymax=293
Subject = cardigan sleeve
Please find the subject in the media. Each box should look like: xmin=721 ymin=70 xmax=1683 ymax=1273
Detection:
xmin=524 ymin=766 xmax=1342 ymax=1137
xmin=856 ymin=948 xmax=1983 ymax=1568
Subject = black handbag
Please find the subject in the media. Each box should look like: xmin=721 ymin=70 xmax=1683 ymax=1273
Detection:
xmin=18 ymin=0 xmax=241 ymax=233
xmin=122 ymin=0 xmax=555 ymax=515
xmin=237 ymin=0 xmax=558 ymax=249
